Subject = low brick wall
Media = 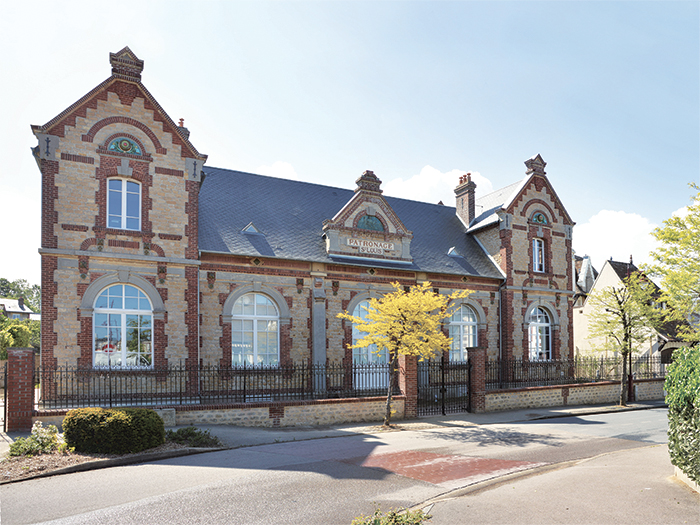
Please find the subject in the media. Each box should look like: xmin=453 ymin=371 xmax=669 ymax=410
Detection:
xmin=485 ymin=379 xmax=665 ymax=412
xmin=34 ymin=396 xmax=405 ymax=429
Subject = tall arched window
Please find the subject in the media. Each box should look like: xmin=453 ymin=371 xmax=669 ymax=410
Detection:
xmin=449 ymin=304 xmax=478 ymax=361
xmin=352 ymin=300 xmax=387 ymax=364
xmin=231 ymin=293 xmax=279 ymax=366
xmin=528 ymin=307 xmax=551 ymax=360
xmin=93 ymin=284 xmax=152 ymax=368
xmin=108 ymin=178 xmax=141 ymax=230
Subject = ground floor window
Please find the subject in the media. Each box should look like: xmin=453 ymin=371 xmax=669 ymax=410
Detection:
xmin=528 ymin=307 xmax=551 ymax=360
xmin=93 ymin=284 xmax=152 ymax=368
xmin=448 ymin=304 xmax=478 ymax=361
xmin=352 ymin=300 xmax=388 ymax=364
xmin=231 ymin=293 xmax=279 ymax=366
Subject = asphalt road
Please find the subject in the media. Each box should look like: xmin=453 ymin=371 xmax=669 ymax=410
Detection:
xmin=1 ymin=408 xmax=696 ymax=524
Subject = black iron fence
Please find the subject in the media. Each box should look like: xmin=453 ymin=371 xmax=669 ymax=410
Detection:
xmin=417 ymin=360 xmax=470 ymax=416
xmin=486 ymin=355 xmax=667 ymax=391
xmin=35 ymin=362 xmax=400 ymax=410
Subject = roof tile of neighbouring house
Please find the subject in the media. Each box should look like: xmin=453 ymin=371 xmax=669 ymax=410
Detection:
xmin=198 ymin=167 xmax=504 ymax=279
xmin=0 ymin=298 xmax=33 ymax=315
xmin=608 ymin=260 xmax=639 ymax=281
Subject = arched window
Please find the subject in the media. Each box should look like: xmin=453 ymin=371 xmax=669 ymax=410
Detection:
xmin=352 ymin=300 xmax=387 ymax=364
xmin=231 ymin=293 xmax=279 ymax=366
xmin=93 ymin=284 xmax=152 ymax=368
xmin=448 ymin=304 xmax=478 ymax=361
xmin=528 ymin=307 xmax=551 ymax=360
xmin=108 ymin=178 xmax=141 ymax=230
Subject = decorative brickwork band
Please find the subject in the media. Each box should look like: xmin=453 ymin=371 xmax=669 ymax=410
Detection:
xmin=6 ymin=348 xmax=36 ymax=432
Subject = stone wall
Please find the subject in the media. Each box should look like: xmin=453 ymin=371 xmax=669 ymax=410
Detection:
xmin=33 ymin=397 xmax=405 ymax=429
xmin=484 ymin=380 xmax=665 ymax=412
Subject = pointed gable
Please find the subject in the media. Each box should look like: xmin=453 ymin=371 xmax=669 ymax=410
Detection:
xmin=505 ymin=154 xmax=574 ymax=227
xmin=31 ymin=48 xmax=207 ymax=168
xmin=322 ymin=170 xmax=414 ymax=263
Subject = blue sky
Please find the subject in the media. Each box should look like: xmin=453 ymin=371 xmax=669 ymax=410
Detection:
xmin=1 ymin=0 xmax=698 ymax=286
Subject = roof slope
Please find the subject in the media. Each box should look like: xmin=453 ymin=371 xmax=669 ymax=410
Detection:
xmin=469 ymin=179 xmax=526 ymax=231
xmin=199 ymin=167 xmax=504 ymax=279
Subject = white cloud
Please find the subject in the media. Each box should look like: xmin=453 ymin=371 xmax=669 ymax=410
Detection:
xmin=382 ymin=166 xmax=494 ymax=205
xmin=573 ymin=210 xmax=658 ymax=272
xmin=255 ymin=161 xmax=300 ymax=180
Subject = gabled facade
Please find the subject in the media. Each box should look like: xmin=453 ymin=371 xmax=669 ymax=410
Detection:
xmin=33 ymin=48 xmax=575 ymax=374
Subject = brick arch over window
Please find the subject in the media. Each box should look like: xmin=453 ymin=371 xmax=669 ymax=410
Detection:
xmin=82 ymin=116 xmax=167 ymax=155
xmin=79 ymin=272 xmax=165 ymax=318
xmin=521 ymin=199 xmax=557 ymax=223
xmin=222 ymin=284 xmax=291 ymax=323
xmin=448 ymin=297 xmax=487 ymax=330
xmin=101 ymin=133 xmax=148 ymax=157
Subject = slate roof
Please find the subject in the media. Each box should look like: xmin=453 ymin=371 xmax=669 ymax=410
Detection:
xmin=199 ymin=167 xmax=504 ymax=279
xmin=468 ymin=179 xmax=527 ymax=232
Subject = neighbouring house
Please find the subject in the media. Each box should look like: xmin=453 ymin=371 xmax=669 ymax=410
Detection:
xmin=573 ymin=254 xmax=597 ymax=307
xmin=31 ymin=47 xmax=575 ymax=380
xmin=0 ymin=297 xmax=38 ymax=321
xmin=573 ymin=257 xmax=683 ymax=362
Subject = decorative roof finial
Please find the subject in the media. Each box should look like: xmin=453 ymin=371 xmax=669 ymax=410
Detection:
xmin=109 ymin=47 xmax=144 ymax=82
xmin=355 ymin=170 xmax=383 ymax=194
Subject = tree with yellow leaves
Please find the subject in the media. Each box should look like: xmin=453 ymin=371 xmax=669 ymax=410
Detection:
xmin=338 ymin=282 xmax=470 ymax=426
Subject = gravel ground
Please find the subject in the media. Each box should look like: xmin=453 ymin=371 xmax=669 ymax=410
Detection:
xmin=1 ymin=442 xmax=186 ymax=483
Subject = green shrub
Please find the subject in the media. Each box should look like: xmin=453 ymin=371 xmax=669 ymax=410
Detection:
xmin=352 ymin=507 xmax=431 ymax=525
xmin=664 ymin=346 xmax=700 ymax=484
xmin=166 ymin=426 xmax=222 ymax=448
xmin=8 ymin=421 xmax=72 ymax=457
xmin=62 ymin=407 xmax=165 ymax=454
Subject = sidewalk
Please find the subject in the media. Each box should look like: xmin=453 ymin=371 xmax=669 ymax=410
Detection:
xmin=0 ymin=400 xmax=667 ymax=458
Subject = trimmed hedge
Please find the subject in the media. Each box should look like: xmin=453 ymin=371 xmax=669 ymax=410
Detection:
xmin=664 ymin=346 xmax=700 ymax=484
xmin=62 ymin=407 xmax=165 ymax=454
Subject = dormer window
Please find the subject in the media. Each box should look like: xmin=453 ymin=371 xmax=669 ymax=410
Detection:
xmin=108 ymin=137 xmax=142 ymax=156
xmin=357 ymin=214 xmax=384 ymax=232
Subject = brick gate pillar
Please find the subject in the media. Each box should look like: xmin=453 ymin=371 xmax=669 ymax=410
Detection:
xmin=6 ymin=348 xmax=35 ymax=432
xmin=467 ymin=347 xmax=486 ymax=413
xmin=398 ymin=354 xmax=418 ymax=419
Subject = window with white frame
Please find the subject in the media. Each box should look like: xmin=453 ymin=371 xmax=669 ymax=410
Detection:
xmin=352 ymin=300 xmax=388 ymax=364
xmin=448 ymin=304 xmax=478 ymax=361
xmin=231 ymin=293 xmax=279 ymax=366
xmin=533 ymin=238 xmax=545 ymax=273
xmin=108 ymin=179 xmax=141 ymax=230
xmin=528 ymin=307 xmax=551 ymax=360
xmin=93 ymin=284 xmax=152 ymax=368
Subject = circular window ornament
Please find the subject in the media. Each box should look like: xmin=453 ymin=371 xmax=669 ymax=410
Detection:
xmin=532 ymin=212 xmax=548 ymax=224
xmin=108 ymin=137 xmax=142 ymax=155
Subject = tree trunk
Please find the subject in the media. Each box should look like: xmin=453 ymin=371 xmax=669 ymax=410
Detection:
xmin=619 ymin=352 xmax=628 ymax=406
xmin=383 ymin=353 xmax=398 ymax=426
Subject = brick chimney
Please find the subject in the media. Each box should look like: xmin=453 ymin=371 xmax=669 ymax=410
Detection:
xmin=18 ymin=297 xmax=24 ymax=310
xmin=455 ymin=173 xmax=476 ymax=226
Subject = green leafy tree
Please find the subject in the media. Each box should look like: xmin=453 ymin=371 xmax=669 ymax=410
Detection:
xmin=646 ymin=184 xmax=700 ymax=342
xmin=0 ymin=278 xmax=41 ymax=312
xmin=586 ymin=272 xmax=662 ymax=405
xmin=0 ymin=312 xmax=34 ymax=359
xmin=338 ymin=282 xmax=469 ymax=426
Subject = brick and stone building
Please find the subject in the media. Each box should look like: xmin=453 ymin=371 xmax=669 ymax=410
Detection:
xmin=31 ymin=47 xmax=575 ymax=378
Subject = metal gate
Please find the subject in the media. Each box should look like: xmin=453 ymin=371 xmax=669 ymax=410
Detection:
xmin=417 ymin=359 xmax=470 ymax=416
